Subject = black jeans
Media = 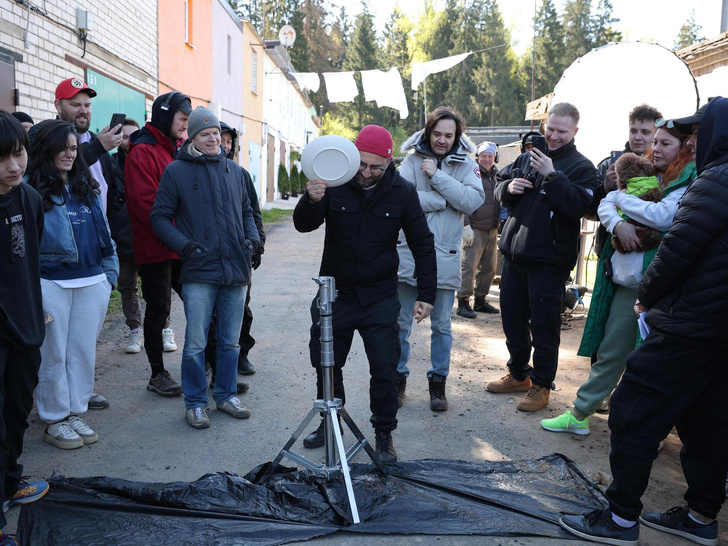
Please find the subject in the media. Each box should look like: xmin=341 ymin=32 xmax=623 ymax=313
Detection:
xmin=499 ymin=257 xmax=568 ymax=387
xmin=0 ymin=344 xmax=41 ymax=528
xmin=138 ymin=260 xmax=181 ymax=367
xmin=607 ymin=332 xmax=728 ymax=521
xmin=308 ymin=294 xmax=401 ymax=433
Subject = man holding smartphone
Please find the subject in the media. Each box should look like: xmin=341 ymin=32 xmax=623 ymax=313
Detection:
xmin=487 ymin=102 xmax=598 ymax=412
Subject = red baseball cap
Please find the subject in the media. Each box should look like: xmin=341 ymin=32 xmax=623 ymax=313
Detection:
xmin=55 ymin=77 xmax=97 ymax=100
xmin=355 ymin=125 xmax=393 ymax=159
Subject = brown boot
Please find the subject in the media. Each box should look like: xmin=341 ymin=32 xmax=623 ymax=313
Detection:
xmin=486 ymin=373 xmax=532 ymax=393
xmin=516 ymin=385 xmax=550 ymax=412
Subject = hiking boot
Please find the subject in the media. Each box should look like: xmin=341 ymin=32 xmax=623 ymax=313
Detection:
xmin=517 ymin=385 xmax=550 ymax=412
xmin=541 ymin=410 xmax=590 ymax=435
xmin=125 ymin=328 xmax=143 ymax=354
xmin=43 ymin=421 xmax=84 ymax=450
xmin=217 ymin=397 xmax=251 ymax=419
xmin=186 ymin=407 xmax=210 ymax=429
xmin=66 ymin=415 xmax=99 ymax=444
xmin=396 ymin=373 xmax=407 ymax=408
xmin=147 ymin=370 xmax=183 ymax=397
xmin=209 ymin=375 xmax=250 ymax=394
xmin=238 ymin=355 xmax=256 ymax=375
xmin=639 ymin=506 xmax=718 ymax=546
xmin=486 ymin=373 xmax=532 ymax=393
xmin=303 ymin=415 xmax=342 ymax=448
xmin=560 ymin=509 xmax=639 ymax=546
xmin=456 ymin=297 xmax=477 ymax=319
xmin=88 ymin=392 xmax=109 ymax=410
xmin=428 ymin=374 xmax=448 ymax=411
xmin=4 ymin=480 xmax=49 ymax=512
xmin=473 ymin=295 xmax=500 ymax=314
xmin=162 ymin=328 xmax=177 ymax=352
xmin=375 ymin=430 xmax=397 ymax=464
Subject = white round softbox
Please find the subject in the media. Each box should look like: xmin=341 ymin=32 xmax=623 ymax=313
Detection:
xmin=551 ymin=41 xmax=699 ymax=166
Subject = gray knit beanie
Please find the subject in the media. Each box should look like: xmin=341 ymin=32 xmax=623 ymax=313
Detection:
xmin=187 ymin=106 xmax=221 ymax=140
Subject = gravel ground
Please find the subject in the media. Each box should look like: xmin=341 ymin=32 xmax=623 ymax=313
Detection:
xmin=7 ymin=198 xmax=724 ymax=545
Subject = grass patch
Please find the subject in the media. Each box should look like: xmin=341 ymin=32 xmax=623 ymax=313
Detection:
xmin=261 ymin=208 xmax=293 ymax=227
xmin=106 ymin=288 xmax=122 ymax=322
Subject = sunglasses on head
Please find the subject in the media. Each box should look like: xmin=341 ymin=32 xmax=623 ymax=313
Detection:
xmin=655 ymin=118 xmax=675 ymax=129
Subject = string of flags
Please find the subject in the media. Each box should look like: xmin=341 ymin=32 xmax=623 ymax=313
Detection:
xmin=293 ymin=51 xmax=476 ymax=119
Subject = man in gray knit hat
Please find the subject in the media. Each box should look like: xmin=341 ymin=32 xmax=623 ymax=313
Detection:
xmin=151 ymin=106 xmax=261 ymax=429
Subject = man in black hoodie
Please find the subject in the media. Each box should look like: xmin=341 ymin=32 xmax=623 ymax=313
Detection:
xmin=487 ymin=102 xmax=598 ymax=413
xmin=0 ymin=112 xmax=49 ymax=531
xmin=559 ymin=97 xmax=728 ymax=546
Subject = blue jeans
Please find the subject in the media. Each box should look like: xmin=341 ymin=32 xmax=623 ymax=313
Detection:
xmin=181 ymin=283 xmax=246 ymax=409
xmin=397 ymin=283 xmax=455 ymax=378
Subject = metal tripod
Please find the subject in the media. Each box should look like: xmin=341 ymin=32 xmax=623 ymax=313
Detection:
xmin=253 ymin=276 xmax=384 ymax=524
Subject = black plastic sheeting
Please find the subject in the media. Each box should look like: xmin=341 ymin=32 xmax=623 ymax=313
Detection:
xmin=17 ymin=453 xmax=607 ymax=545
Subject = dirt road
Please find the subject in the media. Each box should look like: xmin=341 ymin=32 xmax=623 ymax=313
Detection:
xmin=8 ymin=200 xmax=722 ymax=545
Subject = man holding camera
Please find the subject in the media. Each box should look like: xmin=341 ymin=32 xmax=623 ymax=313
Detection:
xmin=486 ymin=102 xmax=598 ymax=412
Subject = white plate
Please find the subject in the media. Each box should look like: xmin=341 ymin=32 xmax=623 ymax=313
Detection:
xmin=301 ymin=135 xmax=360 ymax=187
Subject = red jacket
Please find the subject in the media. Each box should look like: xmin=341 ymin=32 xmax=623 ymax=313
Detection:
xmin=125 ymin=123 xmax=179 ymax=264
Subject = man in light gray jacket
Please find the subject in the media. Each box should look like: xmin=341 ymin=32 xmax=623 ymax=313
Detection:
xmin=396 ymin=106 xmax=485 ymax=412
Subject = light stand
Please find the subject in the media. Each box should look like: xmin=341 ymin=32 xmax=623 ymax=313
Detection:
xmin=253 ymin=276 xmax=385 ymax=524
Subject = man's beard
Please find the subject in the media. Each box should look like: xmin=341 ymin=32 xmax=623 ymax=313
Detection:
xmin=356 ymin=170 xmax=384 ymax=189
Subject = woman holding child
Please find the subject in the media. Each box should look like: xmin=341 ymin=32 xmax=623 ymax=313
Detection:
xmin=540 ymin=117 xmax=696 ymax=435
xmin=26 ymin=120 xmax=118 ymax=450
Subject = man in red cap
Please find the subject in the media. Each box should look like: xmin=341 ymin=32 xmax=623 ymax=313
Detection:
xmin=293 ymin=125 xmax=437 ymax=463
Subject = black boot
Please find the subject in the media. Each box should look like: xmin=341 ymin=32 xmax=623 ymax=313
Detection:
xmin=238 ymin=355 xmax=256 ymax=375
xmin=428 ymin=375 xmax=448 ymax=411
xmin=210 ymin=375 xmax=249 ymax=394
xmin=473 ymin=295 xmax=500 ymax=314
xmin=456 ymin=297 xmax=477 ymax=318
xmin=396 ymin=373 xmax=407 ymax=408
xmin=303 ymin=415 xmax=342 ymax=449
xmin=375 ymin=430 xmax=397 ymax=464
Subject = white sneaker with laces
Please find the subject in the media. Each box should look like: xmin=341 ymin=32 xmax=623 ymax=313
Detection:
xmin=44 ymin=421 xmax=84 ymax=450
xmin=66 ymin=415 xmax=99 ymax=444
xmin=162 ymin=328 xmax=177 ymax=352
xmin=125 ymin=329 xmax=144 ymax=354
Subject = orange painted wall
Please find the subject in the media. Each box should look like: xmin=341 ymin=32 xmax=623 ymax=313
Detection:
xmin=158 ymin=0 xmax=213 ymax=107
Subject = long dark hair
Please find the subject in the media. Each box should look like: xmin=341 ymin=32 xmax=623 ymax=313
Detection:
xmin=26 ymin=120 xmax=98 ymax=211
xmin=0 ymin=110 xmax=29 ymax=160
xmin=424 ymin=106 xmax=465 ymax=147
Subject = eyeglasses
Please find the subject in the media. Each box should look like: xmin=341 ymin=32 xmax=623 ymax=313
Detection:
xmin=655 ymin=118 xmax=675 ymax=129
xmin=359 ymin=161 xmax=387 ymax=174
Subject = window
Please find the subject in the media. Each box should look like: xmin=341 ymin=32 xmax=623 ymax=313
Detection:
xmin=227 ymin=36 xmax=232 ymax=75
xmin=251 ymin=50 xmax=258 ymax=94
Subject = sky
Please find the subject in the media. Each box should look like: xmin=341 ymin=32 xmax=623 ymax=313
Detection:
xmin=358 ymin=0 xmax=724 ymax=57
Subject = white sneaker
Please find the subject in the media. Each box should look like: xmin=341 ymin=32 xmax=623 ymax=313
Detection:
xmin=44 ymin=421 xmax=84 ymax=450
xmin=125 ymin=329 xmax=144 ymax=354
xmin=162 ymin=328 xmax=177 ymax=352
xmin=66 ymin=415 xmax=99 ymax=444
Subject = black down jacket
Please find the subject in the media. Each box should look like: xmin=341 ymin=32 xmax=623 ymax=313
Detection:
xmin=640 ymin=97 xmax=728 ymax=343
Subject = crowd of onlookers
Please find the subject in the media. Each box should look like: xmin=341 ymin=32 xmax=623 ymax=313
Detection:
xmin=0 ymin=73 xmax=726 ymax=545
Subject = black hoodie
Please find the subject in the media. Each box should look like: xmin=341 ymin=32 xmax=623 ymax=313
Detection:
xmin=0 ymin=182 xmax=45 ymax=350
xmin=640 ymin=97 xmax=728 ymax=342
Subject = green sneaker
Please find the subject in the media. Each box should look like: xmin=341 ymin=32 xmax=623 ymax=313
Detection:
xmin=541 ymin=410 xmax=590 ymax=435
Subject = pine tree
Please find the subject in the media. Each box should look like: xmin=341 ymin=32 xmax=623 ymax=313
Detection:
xmin=381 ymin=7 xmax=417 ymax=136
xmin=288 ymin=9 xmax=311 ymax=72
xmin=675 ymin=10 xmax=704 ymax=50
xmin=532 ymin=0 xmax=568 ymax=98
xmin=563 ymin=0 xmax=593 ymax=60
xmin=591 ymin=0 xmax=622 ymax=47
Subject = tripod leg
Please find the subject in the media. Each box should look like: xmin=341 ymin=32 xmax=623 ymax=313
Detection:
xmin=339 ymin=409 xmax=387 ymax=474
xmin=252 ymin=407 xmax=319 ymax=484
xmin=330 ymin=407 xmax=360 ymax=524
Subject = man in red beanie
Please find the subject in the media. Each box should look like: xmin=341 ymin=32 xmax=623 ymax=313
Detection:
xmin=293 ymin=125 xmax=437 ymax=463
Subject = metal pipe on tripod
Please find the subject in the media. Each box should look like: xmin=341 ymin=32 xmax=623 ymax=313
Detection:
xmin=315 ymin=277 xmax=338 ymax=466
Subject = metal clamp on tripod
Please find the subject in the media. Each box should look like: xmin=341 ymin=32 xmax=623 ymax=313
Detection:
xmin=253 ymin=276 xmax=385 ymax=524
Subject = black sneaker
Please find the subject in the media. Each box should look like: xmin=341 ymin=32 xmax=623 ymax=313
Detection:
xmin=147 ymin=371 xmax=183 ymax=397
xmin=559 ymin=509 xmax=639 ymax=546
xmin=375 ymin=430 xmax=397 ymax=464
xmin=238 ymin=355 xmax=256 ymax=375
xmin=209 ymin=376 xmax=250 ymax=394
xmin=302 ymin=416 xmax=342 ymax=449
xmin=639 ymin=506 xmax=718 ymax=546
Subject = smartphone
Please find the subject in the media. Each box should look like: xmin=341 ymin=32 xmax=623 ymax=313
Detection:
xmin=610 ymin=150 xmax=624 ymax=163
xmin=109 ymin=113 xmax=126 ymax=135
xmin=531 ymin=135 xmax=548 ymax=155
